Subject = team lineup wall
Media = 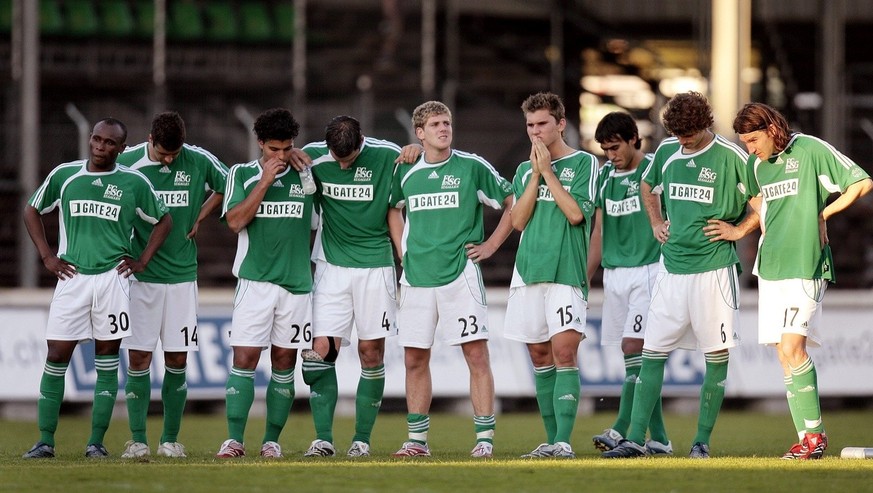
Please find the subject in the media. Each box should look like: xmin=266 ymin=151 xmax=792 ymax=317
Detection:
xmin=2 ymin=289 xmax=872 ymax=401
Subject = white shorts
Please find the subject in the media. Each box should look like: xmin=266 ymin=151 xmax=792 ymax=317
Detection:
xmin=229 ymin=279 xmax=313 ymax=350
xmin=45 ymin=269 xmax=132 ymax=343
xmin=504 ymin=283 xmax=587 ymax=344
xmin=757 ymin=278 xmax=825 ymax=348
xmin=123 ymin=280 xmax=199 ymax=352
xmin=397 ymin=261 xmax=490 ymax=348
xmin=312 ymin=261 xmax=397 ymax=346
xmin=600 ymin=264 xmax=658 ymax=346
xmin=644 ymin=262 xmax=741 ymax=353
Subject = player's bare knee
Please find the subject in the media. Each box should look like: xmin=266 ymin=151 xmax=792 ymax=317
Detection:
xmin=128 ymin=349 xmax=154 ymax=370
xmin=358 ymin=338 xmax=385 ymax=367
xmin=163 ymin=351 xmax=187 ymax=369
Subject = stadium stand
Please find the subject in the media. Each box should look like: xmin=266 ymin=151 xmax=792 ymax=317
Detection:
xmin=101 ymin=0 xmax=137 ymax=38
xmin=65 ymin=0 xmax=99 ymax=37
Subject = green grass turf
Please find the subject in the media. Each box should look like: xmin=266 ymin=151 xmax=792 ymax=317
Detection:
xmin=1 ymin=410 xmax=872 ymax=492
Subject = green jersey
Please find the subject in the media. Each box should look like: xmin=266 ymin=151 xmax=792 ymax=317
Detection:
xmin=748 ymin=133 xmax=870 ymax=281
xmin=118 ymin=142 xmax=228 ymax=283
xmin=512 ymin=150 xmax=597 ymax=291
xmin=222 ymin=160 xmax=314 ymax=294
xmin=642 ymin=134 xmax=751 ymax=274
xmin=302 ymin=137 xmax=400 ymax=268
xmin=595 ymin=153 xmax=661 ymax=269
xmin=390 ymin=149 xmax=512 ymax=287
xmin=28 ymin=160 xmax=169 ymax=275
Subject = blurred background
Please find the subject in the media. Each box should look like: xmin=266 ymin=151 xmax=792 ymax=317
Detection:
xmin=3 ymin=0 xmax=873 ymax=290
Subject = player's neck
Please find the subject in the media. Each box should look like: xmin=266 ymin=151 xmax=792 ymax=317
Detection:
xmin=627 ymin=150 xmax=644 ymax=171
xmin=87 ymin=160 xmax=116 ymax=173
xmin=548 ymin=141 xmax=576 ymax=160
xmin=424 ymin=147 xmax=451 ymax=163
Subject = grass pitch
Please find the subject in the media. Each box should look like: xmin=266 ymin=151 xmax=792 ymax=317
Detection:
xmin=1 ymin=410 xmax=872 ymax=492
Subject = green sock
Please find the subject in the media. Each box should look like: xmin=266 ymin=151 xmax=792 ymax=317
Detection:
xmin=473 ymin=414 xmax=496 ymax=444
xmin=160 ymin=366 xmax=187 ymax=444
xmin=302 ymin=359 xmax=337 ymax=443
xmin=88 ymin=355 xmax=119 ymax=445
xmin=225 ymin=367 xmax=255 ymax=442
xmin=353 ymin=364 xmax=385 ymax=444
xmin=784 ymin=375 xmax=805 ymax=440
xmin=627 ymin=350 xmax=668 ymax=445
xmin=263 ymin=368 xmax=295 ymax=443
xmin=125 ymin=368 xmax=151 ymax=444
xmin=553 ymin=367 xmax=580 ymax=444
xmin=648 ymin=395 xmax=669 ymax=444
xmin=693 ymin=352 xmax=729 ymax=445
xmin=407 ymin=413 xmax=429 ymax=445
xmin=613 ymin=354 xmax=641 ymax=436
xmin=533 ymin=365 xmax=557 ymax=443
xmin=791 ymin=358 xmax=824 ymax=433
xmin=37 ymin=362 xmax=68 ymax=447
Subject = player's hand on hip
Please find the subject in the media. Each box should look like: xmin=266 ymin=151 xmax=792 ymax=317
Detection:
xmin=652 ymin=220 xmax=670 ymax=244
xmin=116 ymin=256 xmax=145 ymax=278
xmin=43 ymin=255 xmax=77 ymax=280
xmin=703 ymin=219 xmax=740 ymax=242
xmin=465 ymin=242 xmax=496 ymax=263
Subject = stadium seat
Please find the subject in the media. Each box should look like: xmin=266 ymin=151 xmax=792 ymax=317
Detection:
xmin=134 ymin=0 xmax=153 ymax=38
xmin=273 ymin=2 xmax=294 ymax=42
xmin=65 ymin=0 xmax=99 ymax=37
xmin=101 ymin=0 xmax=135 ymax=38
xmin=0 ymin=0 xmax=12 ymax=35
xmin=168 ymin=0 xmax=204 ymax=41
xmin=40 ymin=0 xmax=65 ymax=36
xmin=204 ymin=1 xmax=238 ymax=42
xmin=239 ymin=1 xmax=272 ymax=43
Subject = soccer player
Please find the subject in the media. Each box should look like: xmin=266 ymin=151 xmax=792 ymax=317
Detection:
xmin=22 ymin=118 xmax=172 ymax=459
xmin=214 ymin=108 xmax=314 ymax=459
xmin=297 ymin=116 xmax=407 ymax=458
xmin=733 ymin=103 xmax=872 ymax=459
xmin=389 ymin=101 xmax=514 ymax=458
xmin=588 ymin=112 xmax=672 ymax=455
xmin=603 ymin=92 xmax=758 ymax=459
xmin=116 ymin=112 xmax=229 ymax=458
xmin=503 ymin=92 xmax=596 ymax=459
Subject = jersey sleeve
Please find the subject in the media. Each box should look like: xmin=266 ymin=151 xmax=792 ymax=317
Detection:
xmin=512 ymin=162 xmax=531 ymax=200
xmin=814 ymin=139 xmax=871 ymax=191
xmin=475 ymin=159 xmax=512 ymax=209
xmin=28 ymin=172 xmax=63 ymax=214
xmin=570 ymin=154 xmax=598 ymax=222
xmin=135 ymin=176 xmax=170 ymax=225
xmin=202 ymin=150 xmax=230 ymax=193
xmin=221 ymin=164 xmax=249 ymax=220
xmin=389 ymin=163 xmax=412 ymax=209
xmin=302 ymin=142 xmax=329 ymax=160
xmin=643 ymin=141 xmax=671 ymax=192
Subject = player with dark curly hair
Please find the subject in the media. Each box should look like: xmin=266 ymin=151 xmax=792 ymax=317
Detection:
xmin=604 ymin=92 xmax=759 ymax=459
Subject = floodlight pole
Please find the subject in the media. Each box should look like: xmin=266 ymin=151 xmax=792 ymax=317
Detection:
xmin=153 ymin=0 xmax=167 ymax=113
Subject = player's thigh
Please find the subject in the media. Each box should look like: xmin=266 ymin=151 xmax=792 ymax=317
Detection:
xmin=90 ymin=270 xmax=133 ymax=341
xmin=312 ymin=262 xmax=355 ymax=345
xmin=351 ymin=265 xmax=398 ymax=341
xmin=757 ymin=278 xmax=825 ymax=347
xmin=230 ymin=279 xmax=279 ymax=349
xmin=397 ymin=284 xmax=438 ymax=349
xmin=125 ymin=280 xmax=165 ymax=351
xmin=504 ymin=284 xmax=549 ymax=343
xmin=643 ymin=270 xmax=694 ymax=352
xmin=438 ymin=264 xmax=491 ymax=346
xmin=601 ymin=266 xmax=652 ymax=346
xmin=272 ymin=290 xmax=314 ymax=349
xmin=689 ymin=266 xmax=741 ymax=352
xmin=45 ymin=273 xmax=98 ymax=342
xmin=159 ymin=282 xmax=199 ymax=351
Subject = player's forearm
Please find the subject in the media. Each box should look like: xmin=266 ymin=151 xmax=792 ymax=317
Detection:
xmin=641 ymin=183 xmax=665 ymax=228
xmin=226 ymin=184 xmax=270 ymax=233
xmin=387 ymin=208 xmax=405 ymax=257
xmin=734 ymin=207 xmax=760 ymax=238
xmin=510 ymin=179 xmax=537 ymax=231
xmin=138 ymin=214 xmax=173 ymax=266
xmin=586 ymin=210 xmax=603 ymax=283
xmin=484 ymin=200 xmax=515 ymax=250
xmin=23 ymin=205 xmax=54 ymax=260
xmin=197 ymin=192 xmax=224 ymax=223
xmin=542 ymin=172 xmax=584 ymax=225
xmin=822 ymin=178 xmax=872 ymax=221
